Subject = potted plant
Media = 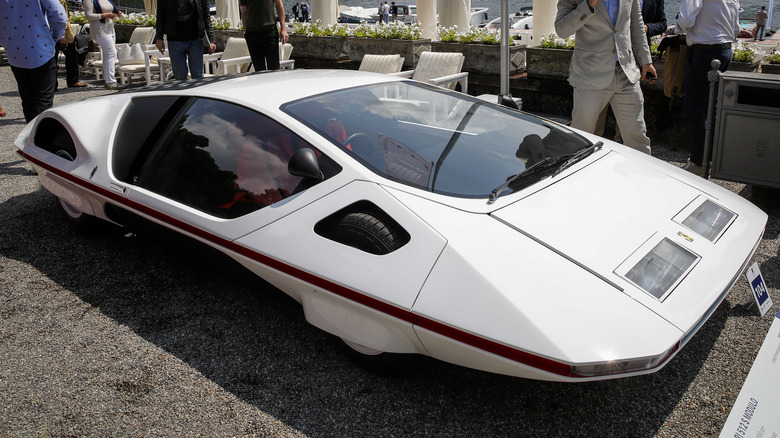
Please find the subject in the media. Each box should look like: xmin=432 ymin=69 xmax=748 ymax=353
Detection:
xmin=761 ymin=49 xmax=780 ymax=74
xmin=432 ymin=26 xmax=525 ymax=75
xmin=112 ymin=12 xmax=157 ymax=43
xmin=347 ymin=21 xmax=429 ymax=68
xmin=211 ymin=17 xmax=243 ymax=51
xmin=525 ymin=34 xmax=575 ymax=80
xmin=288 ymin=22 xmax=352 ymax=62
xmin=730 ymin=41 xmax=760 ymax=72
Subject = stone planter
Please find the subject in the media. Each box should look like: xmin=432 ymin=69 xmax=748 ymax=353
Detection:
xmin=430 ymin=42 xmax=525 ymax=75
xmin=347 ymin=38 xmax=431 ymax=68
xmin=524 ymin=47 xmax=573 ymax=80
xmin=213 ymin=29 xmax=244 ymax=52
xmin=729 ymin=59 xmax=760 ymax=73
xmin=288 ymin=35 xmax=350 ymax=61
xmin=114 ymin=24 xmax=139 ymax=44
xmin=760 ymin=63 xmax=780 ymax=74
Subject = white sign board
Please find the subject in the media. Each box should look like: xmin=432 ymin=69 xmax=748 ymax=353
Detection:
xmin=719 ymin=307 xmax=780 ymax=438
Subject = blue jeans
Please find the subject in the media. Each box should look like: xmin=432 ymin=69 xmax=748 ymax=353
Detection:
xmin=683 ymin=46 xmax=732 ymax=165
xmin=168 ymin=40 xmax=205 ymax=80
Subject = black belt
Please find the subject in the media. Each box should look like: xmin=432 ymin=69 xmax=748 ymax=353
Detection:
xmin=691 ymin=42 xmax=732 ymax=49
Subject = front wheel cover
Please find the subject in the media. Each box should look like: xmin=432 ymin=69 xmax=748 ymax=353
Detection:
xmin=340 ymin=338 xmax=423 ymax=376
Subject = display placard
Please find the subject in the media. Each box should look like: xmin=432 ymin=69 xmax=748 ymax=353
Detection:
xmin=746 ymin=263 xmax=772 ymax=316
xmin=719 ymin=308 xmax=780 ymax=438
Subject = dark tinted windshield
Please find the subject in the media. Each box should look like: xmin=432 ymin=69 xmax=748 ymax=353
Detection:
xmin=284 ymin=82 xmax=591 ymax=198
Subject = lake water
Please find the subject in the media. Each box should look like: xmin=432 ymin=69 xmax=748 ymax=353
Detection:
xmin=115 ymin=0 xmax=779 ymax=31
xmin=304 ymin=0 xmax=780 ymax=31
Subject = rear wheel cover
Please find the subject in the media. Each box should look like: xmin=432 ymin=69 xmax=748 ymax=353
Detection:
xmin=54 ymin=149 xmax=93 ymax=228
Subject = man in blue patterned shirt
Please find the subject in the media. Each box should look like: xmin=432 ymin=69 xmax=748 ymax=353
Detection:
xmin=0 ymin=0 xmax=68 ymax=122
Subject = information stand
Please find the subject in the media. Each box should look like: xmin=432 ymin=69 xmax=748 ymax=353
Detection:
xmin=719 ymin=307 xmax=780 ymax=438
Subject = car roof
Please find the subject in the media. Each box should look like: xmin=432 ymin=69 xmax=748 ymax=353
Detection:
xmin=125 ymin=69 xmax=404 ymax=113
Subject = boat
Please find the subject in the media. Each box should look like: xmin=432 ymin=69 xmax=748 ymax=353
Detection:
xmin=339 ymin=5 xmax=378 ymax=23
xmin=367 ymin=5 xmax=490 ymax=27
xmin=483 ymin=9 xmax=533 ymax=31
xmin=469 ymin=7 xmax=489 ymax=27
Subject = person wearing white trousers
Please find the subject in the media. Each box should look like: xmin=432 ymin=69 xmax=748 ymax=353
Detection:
xmin=84 ymin=0 xmax=122 ymax=89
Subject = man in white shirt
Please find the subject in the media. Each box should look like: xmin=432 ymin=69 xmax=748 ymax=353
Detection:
xmin=676 ymin=0 xmax=739 ymax=175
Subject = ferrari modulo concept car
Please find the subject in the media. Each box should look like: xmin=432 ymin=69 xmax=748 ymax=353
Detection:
xmin=15 ymin=70 xmax=768 ymax=381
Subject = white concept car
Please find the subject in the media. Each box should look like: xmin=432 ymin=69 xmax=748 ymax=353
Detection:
xmin=15 ymin=70 xmax=768 ymax=381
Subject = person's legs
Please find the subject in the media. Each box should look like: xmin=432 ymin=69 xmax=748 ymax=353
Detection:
xmin=168 ymin=40 xmax=191 ymax=80
xmin=684 ymin=47 xmax=731 ymax=165
xmin=595 ymin=105 xmax=608 ymax=137
xmin=11 ymin=65 xmax=35 ymax=121
xmin=64 ymin=42 xmax=83 ymax=86
xmin=610 ymin=72 xmax=650 ymax=154
xmin=186 ymin=40 xmax=205 ymax=78
xmin=571 ymin=87 xmax=611 ymax=136
xmin=245 ymin=29 xmax=280 ymax=71
xmin=11 ymin=56 xmax=58 ymax=123
xmin=96 ymin=33 xmax=117 ymax=85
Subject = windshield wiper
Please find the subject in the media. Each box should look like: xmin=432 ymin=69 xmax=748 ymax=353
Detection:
xmin=551 ymin=142 xmax=602 ymax=178
xmin=487 ymin=141 xmax=603 ymax=204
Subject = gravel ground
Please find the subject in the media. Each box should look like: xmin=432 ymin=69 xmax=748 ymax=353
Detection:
xmin=1 ymin=63 xmax=779 ymax=438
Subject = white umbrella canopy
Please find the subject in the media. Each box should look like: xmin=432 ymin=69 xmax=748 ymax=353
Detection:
xmin=216 ymin=0 xmax=241 ymax=29
xmin=311 ymin=0 xmax=338 ymax=25
xmin=438 ymin=0 xmax=469 ymax=31
xmin=143 ymin=0 xmax=157 ymax=15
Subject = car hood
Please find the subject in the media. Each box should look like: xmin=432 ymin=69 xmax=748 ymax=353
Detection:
xmin=490 ymin=149 xmax=766 ymax=333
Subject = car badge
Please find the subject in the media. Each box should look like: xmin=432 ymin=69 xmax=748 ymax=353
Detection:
xmin=677 ymin=231 xmax=694 ymax=242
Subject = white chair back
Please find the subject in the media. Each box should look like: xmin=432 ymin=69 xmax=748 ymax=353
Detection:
xmin=128 ymin=27 xmax=156 ymax=45
xmin=279 ymin=42 xmax=293 ymax=61
xmin=215 ymin=37 xmax=251 ymax=75
xmin=412 ymin=52 xmax=465 ymax=85
xmin=359 ymin=54 xmax=404 ymax=74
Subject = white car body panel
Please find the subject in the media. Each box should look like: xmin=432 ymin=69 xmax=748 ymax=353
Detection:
xmin=386 ymin=187 xmax=683 ymax=366
xmin=491 ymin=149 xmax=766 ymax=332
xmin=14 ymin=69 xmax=769 ymax=381
xmin=235 ymin=180 xmax=447 ymax=311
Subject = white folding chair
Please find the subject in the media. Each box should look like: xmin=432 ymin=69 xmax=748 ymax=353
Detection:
xmin=359 ymin=54 xmax=404 ymax=74
xmin=391 ymin=51 xmax=468 ymax=93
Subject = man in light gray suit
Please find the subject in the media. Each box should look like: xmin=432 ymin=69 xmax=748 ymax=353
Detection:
xmin=555 ymin=0 xmax=657 ymax=154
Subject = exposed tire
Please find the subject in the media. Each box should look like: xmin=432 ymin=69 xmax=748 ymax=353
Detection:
xmin=333 ymin=210 xmax=406 ymax=255
xmin=339 ymin=338 xmax=423 ymax=376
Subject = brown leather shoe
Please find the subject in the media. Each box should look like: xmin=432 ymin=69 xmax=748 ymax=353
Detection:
xmin=68 ymin=82 xmax=87 ymax=88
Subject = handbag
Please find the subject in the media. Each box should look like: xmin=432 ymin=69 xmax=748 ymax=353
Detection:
xmin=118 ymin=42 xmax=146 ymax=66
xmin=73 ymin=33 xmax=91 ymax=54
xmin=658 ymin=35 xmax=690 ymax=100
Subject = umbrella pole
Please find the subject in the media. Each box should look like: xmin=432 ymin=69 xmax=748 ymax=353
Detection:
xmin=498 ymin=0 xmax=518 ymax=108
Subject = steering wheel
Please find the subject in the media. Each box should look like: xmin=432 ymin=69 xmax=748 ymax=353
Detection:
xmin=341 ymin=132 xmax=386 ymax=172
xmin=342 ymin=132 xmax=373 ymax=150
